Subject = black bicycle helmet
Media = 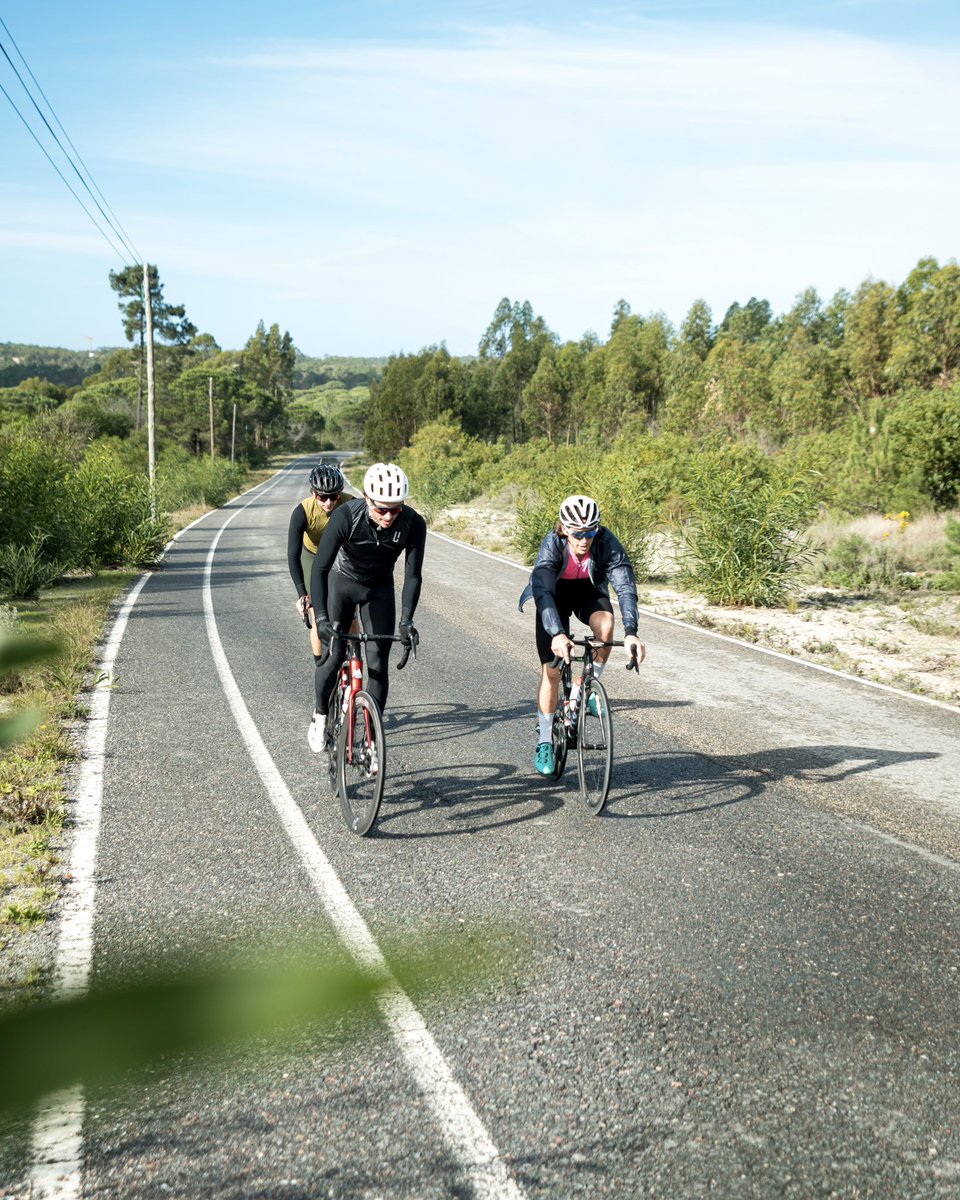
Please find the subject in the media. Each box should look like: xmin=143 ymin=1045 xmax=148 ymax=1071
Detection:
xmin=309 ymin=461 xmax=346 ymax=494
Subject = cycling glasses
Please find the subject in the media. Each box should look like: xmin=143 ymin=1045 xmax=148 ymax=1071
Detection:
xmin=369 ymin=500 xmax=403 ymax=515
xmin=568 ymin=526 xmax=599 ymax=539
xmin=314 ymin=491 xmax=340 ymax=501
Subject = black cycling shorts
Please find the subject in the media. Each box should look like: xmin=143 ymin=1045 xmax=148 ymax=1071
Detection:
xmin=535 ymin=580 xmax=613 ymax=664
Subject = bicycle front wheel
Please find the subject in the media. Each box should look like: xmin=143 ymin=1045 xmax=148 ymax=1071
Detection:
xmin=337 ymin=690 xmax=386 ymax=836
xmin=577 ymin=680 xmax=613 ymax=814
xmin=551 ymin=709 xmax=569 ymax=779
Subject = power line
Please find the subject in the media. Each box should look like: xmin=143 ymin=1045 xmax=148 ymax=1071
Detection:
xmin=0 ymin=24 xmax=140 ymax=265
xmin=0 ymin=16 xmax=142 ymax=263
xmin=0 ymin=75 xmax=131 ymax=263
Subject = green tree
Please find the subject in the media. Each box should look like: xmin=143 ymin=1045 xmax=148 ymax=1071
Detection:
xmin=888 ymin=257 xmax=960 ymax=388
xmin=241 ymin=321 xmax=296 ymax=402
xmin=842 ymin=278 xmax=897 ymax=408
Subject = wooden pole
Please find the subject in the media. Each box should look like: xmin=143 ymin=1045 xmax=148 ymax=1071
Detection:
xmin=143 ymin=263 xmax=157 ymax=516
xmin=231 ymin=402 xmax=236 ymax=463
xmin=209 ymin=376 xmax=215 ymax=463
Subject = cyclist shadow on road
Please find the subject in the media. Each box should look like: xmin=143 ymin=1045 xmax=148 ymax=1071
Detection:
xmin=369 ymin=701 xmax=594 ymax=837
xmin=603 ymin=744 xmax=941 ymax=820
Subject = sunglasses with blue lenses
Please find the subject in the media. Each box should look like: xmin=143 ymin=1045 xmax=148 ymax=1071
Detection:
xmin=568 ymin=526 xmax=599 ymax=539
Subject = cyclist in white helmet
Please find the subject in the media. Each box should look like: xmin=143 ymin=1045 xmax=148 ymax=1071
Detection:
xmin=519 ymin=494 xmax=645 ymax=775
xmin=287 ymin=461 xmax=347 ymax=661
xmin=306 ymin=462 xmax=427 ymax=752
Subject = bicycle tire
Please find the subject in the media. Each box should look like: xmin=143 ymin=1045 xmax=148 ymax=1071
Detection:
xmin=324 ymin=687 xmax=341 ymax=791
xmin=577 ymin=679 xmax=613 ymax=814
xmin=337 ymin=690 xmax=386 ymax=836
xmin=551 ymin=708 xmax=568 ymax=779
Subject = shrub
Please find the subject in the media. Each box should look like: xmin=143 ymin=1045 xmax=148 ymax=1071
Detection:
xmin=0 ymin=534 xmax=65 ymax=601
xmin=397 ymin=419 xmax=499 ymax=522
xmin=70 ymin=445 xmax=168 ymax=570
xmin=812 ymin=533 xmax=910 ymax=591
xmin=679 ymin=459 xmax=818 ymax=606
xmin=155 ymin=447 xmax=248 ymax=512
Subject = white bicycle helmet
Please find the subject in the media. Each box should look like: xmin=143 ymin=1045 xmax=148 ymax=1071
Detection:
xmin=363 ymin=462 xmax=409 ymax=504
xmin=558 ymin=494 xmax=600 ymax=530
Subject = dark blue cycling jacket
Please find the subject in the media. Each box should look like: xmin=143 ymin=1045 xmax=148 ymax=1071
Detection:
xmin=518 ymin=527 xmax=639 ymax=638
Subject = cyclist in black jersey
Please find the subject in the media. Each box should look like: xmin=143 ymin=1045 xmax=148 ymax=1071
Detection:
xmin=307 ymin=462 xmax=427 ymax=752
xmin=519 ymin=494 xmax=645 ymax=776
xmin=287 ymin=461 xmax=346 ymax=661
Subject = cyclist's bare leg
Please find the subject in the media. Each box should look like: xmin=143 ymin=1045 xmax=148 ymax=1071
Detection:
xmin=307 ymin=606 xmax=322 ymax=658
xmin=537 ymin=660 xmax=562 ymax=716
xmin=588 ymin=610 xmax=615 ymax=664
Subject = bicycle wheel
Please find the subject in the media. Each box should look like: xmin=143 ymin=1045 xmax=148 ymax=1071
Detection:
xmin=550 ymin=708 xmax=568 ymax=779
xmin=337 ymin=690 xmax=386 ymax=835
xmin=324 ymin=688 xmax=341 ymax=791
xmin=577 ymin=679 xmax=613 ymax=814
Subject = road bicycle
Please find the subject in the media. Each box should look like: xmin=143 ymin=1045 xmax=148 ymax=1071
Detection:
xmin=321 ymin=626 xmax=416 ymax=836
xmin=547 ymin=638 xmax=638 ymax=814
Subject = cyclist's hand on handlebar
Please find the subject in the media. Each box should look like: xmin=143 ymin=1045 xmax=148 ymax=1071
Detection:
xmin=296 ymin=594 xmax=311 ymax=622
xmin=397 ymin=621 xmax=418 ymax=670
xmin=314 ymin=615 xmax=335 ymax=645
xmin=624 ymin=634 xmax=645 ymax=672
xmin=550 ymin=632 xmax=574 ymax=664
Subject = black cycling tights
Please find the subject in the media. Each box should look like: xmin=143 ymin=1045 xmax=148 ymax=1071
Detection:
xmin=315 ymin=573 xmax=396 ymax=714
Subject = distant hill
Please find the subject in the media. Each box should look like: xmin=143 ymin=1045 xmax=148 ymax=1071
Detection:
xmin=0 ymin=341 xmax=122 ymax=388
xmin=293 ymin=352 xmax=386 ymax=390
xmin=0 ymin=342 xmax=388 ymax=392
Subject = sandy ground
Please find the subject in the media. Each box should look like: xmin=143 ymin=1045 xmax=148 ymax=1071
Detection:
xmin=433 ymin=504 xmax=960 ymax=708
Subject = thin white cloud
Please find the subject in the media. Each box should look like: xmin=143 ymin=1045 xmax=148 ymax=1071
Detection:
xmin=5 ymin=17 xmax=960 ymax=351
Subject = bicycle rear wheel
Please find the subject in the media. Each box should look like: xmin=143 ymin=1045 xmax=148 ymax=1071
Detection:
xmin=337 ymin=690 xmax=386 ymax=835
xmin=577 ymin=680 xmax=613 ymax=814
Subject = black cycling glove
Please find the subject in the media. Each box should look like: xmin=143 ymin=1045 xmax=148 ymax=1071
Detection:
xmin=399 ymin=620 xmax=419 ymax=648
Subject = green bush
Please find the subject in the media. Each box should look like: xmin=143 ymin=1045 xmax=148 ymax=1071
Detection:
xmin=812 ymin=533 xmax=913 ymax=592
xmin=884 ymin=385 xmax=960 ymax=510
xmin=70 ymin=445 xmax=169 ymax=570
xmin=155 ymin=447 xmax=248 ymax=512
xmin=679 ymin=457 xmax=818 ymax=606
xmin=398 ymin=419 xmax=500 ymax=521
xmin=0 ymin=435 xmax=74 ymax=564
xmin=0 ymin=534 xmax=65 ymax=601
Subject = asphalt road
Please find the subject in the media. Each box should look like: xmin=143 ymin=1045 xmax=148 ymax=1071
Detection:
xmin=5 ymin=461 xmax=960 ymax=1199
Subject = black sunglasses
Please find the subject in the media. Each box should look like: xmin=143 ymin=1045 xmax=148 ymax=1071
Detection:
xmin=369 ymin=500 xmax=403 ymax=515
xmin=314 ymin=491 xmax=340 ymax=501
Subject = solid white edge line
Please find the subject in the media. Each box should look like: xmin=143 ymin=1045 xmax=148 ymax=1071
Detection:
xmin=427 ymin=530 xmax=960 ymax=716
xmin=201 ymin=500 xmax=525 ymax=1199
xmin=26 ymin=467 xmax=296 ymax=1200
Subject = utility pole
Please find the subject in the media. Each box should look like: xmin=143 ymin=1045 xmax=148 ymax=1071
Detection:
xmin=143 ymin=263 xmax=157 ymax=515
xmin=208 ymin=376 xmax=215 ymax=464
xmin=231 ymin=402 xmax=237 ymax=463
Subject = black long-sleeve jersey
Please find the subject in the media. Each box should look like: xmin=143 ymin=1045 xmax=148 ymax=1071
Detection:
xmin=310 ymin=497 xmax=427 ymax=625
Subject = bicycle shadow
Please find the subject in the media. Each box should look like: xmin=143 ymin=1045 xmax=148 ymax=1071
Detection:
xmin=604 ymin=744 xmax=941 ymax=819
xmin=369 ymin=759 xmax=571 ymax=838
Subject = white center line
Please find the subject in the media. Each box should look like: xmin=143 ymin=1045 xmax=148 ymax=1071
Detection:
xmin=204 ymin=492 xmax=526 ymax=1200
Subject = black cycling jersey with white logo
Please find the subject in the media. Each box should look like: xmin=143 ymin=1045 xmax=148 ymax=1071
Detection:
xmin=310 ymin=496 xmax=427 ymax=623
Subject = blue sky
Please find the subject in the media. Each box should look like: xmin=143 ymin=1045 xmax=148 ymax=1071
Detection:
xmin=2 ymin=2 xmax=959 ymax=357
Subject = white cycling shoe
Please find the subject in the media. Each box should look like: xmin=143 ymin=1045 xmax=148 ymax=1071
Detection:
xmin=307 ymin=712 xmax=326 ymax=753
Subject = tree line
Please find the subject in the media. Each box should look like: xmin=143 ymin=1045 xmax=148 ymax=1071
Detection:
xmin=366 ymin=257 xmax=960 ymax=516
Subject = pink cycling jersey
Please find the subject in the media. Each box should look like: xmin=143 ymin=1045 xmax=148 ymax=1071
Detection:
xmin=559 ymin=547 xmax=592 ymax=582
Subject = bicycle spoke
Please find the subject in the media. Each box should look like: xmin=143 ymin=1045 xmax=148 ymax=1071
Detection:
xmin=337 ymin=691 xmax=386 ymax=836
xmin=577 ymin=680 xmax=613 ymax=814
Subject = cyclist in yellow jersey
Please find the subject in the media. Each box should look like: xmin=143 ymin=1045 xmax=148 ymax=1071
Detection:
xmin=287 ymin=461 xmax=346 ymax=660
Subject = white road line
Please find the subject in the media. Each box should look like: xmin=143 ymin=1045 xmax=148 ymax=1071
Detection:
xmin=25 ymin=472 xmax=289 ymax=1200
xmin=428 ymin=530 xmax=960 ymax=716
xmin=204 ymin=502 xmax=525 ymax=1199
xmin=28 ymin=573 xmax=150 ymax=1199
